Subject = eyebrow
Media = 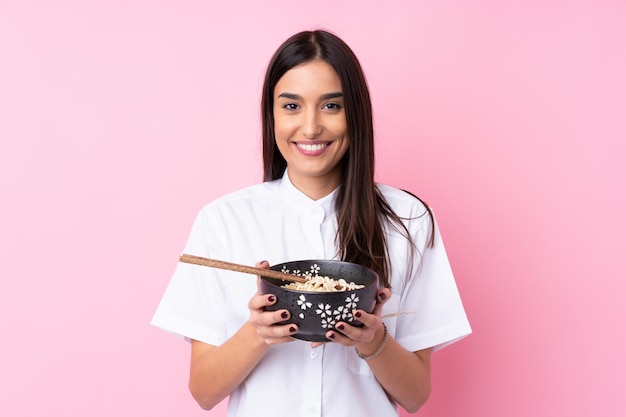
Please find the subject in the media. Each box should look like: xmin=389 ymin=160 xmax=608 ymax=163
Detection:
xmin=277 ymin=92 xmax=343 ymax=100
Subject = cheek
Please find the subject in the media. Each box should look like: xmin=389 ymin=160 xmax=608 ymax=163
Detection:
xmin=273 ymin=117 xmax=297 ymax=140
xmin=327 ymin=117 xmax=348 ymax=137
xmin=273 ymin=127 xmax=287 ymax=144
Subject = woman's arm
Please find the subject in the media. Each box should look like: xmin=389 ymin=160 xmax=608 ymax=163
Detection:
xmin=189 ymin=323 xmax=267 ymax=410
xmin=322 ymin=289 xmax=432 ymax=413
xmin=360 ymin=331 xmax=431 ymax=413
xmin=189 ymin=262 xmax=298 ymax=410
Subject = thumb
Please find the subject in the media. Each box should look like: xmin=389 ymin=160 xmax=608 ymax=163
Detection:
xmin=255 ymin=260 xmax=269 ymax=292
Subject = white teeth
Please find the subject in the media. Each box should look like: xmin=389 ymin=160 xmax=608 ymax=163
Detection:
xmin=297 ymin=143 xmax=327 ymax=151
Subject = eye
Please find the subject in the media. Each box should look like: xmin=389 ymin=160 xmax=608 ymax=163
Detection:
xmin=282 ymin=103 xmax=299 ymax=111
xmin=323 ymin=102 xmax=342 ymax=111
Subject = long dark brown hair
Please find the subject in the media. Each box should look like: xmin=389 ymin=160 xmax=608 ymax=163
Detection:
xmin=261 ymin=30 xmax=432 ymax=288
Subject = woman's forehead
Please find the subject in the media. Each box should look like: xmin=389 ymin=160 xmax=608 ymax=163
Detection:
xmin=274 ymin=60 xmax=342 ymax=97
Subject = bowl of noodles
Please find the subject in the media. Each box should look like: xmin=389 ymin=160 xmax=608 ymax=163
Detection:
xmin=259 ymin=260 xmax=379 ymax=342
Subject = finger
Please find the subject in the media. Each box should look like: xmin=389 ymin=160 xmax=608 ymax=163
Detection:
xmin=255 ymin=260 xmax=269 ymax=295
xmin=330 ymin=321 xmax=369 ymax=344
xmin=350 ymin=308 xmax=380 ymax=329
xmin=249 ymin=287 xmax=291 ymax=328
xmin=255 ymin=260 xmax=270 ymax=271
xmin=371 ymin=288 xmax=392 ymax=316
xmin=248 ymin=292 xmax=277 ymax=311
xmin=324 ymin=327 xmax=358 ymax=345
xmin=376 ymin=288 xmax=392 ymax=307
xmin=257 ymin=323 xmax=299 ymax=343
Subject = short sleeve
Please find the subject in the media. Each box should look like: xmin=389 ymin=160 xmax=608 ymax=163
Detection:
xmin=150 ymin=208 xmax=231 ymax=345
xmin=393 ymin=211 xmax=472 ymax=352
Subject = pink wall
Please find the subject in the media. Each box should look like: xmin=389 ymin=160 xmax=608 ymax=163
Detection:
xmin=1 ymin=1 xmax=624 ymax=416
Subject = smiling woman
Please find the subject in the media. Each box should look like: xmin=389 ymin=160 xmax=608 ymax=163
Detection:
xmin=151 ymin=29 xmax=471 ymax=417
xmin=273 ymin=60 xmax=350 ymax=199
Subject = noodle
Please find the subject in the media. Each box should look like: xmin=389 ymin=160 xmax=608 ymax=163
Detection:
xmin=280 ymin=265 xmax=364 ymax=292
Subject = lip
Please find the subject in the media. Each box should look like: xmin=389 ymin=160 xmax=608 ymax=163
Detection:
xmin=293 ymin=141 xmax=332 ymax=156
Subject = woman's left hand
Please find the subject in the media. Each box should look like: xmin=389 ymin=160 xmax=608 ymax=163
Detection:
xmin=310 ymin=288 xmax=392 ymax=349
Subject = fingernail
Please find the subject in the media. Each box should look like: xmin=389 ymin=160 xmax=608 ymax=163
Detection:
xmin=337 ymin=324 xmax=345 ymax=331
xmin=355 ymin=311 xmax=362 ymax=318
xmin=328 ymin=332 xmax=336 ymax=339
xmin=268 ymin=295 xmax=276 ymax=303
xmin=378 ymin=292 xmax=387 ymax=301
xmin=289 ymin=326 xmax=297 ymax=333
xmin=281 ymin=311 xmax=289 ymax=319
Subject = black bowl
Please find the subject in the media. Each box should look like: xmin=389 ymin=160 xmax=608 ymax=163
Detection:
xmin=259 ymin=260 xmax=379 ymax=342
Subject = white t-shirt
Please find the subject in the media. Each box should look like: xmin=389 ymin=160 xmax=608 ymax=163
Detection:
xmin=151 ymin=172 xmax=471 ymax=417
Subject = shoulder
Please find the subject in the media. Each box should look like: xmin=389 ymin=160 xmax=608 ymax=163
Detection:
xmin=376 ymin=183 xmax=431 ymax=218
xmin=186 ymin=180 xmax=282 ymax=242
xmin=200 ymin=180 xmax=281 ymax=212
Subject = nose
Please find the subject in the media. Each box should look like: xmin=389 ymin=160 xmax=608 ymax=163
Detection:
xmin=303 ymin=109 xmax=322 ymax=138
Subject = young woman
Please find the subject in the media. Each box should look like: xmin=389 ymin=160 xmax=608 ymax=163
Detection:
xmin=152 ymin=29 xmax=471 ymax=417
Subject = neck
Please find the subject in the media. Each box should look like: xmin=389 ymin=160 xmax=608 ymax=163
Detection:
xmin=287 ymin=172 xmax=341 ymax=200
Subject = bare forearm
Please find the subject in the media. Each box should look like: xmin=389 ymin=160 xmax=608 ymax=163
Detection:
xmin=189 ymin=322 xmax=269 ymax=410
xmin=364 ymin=331 xmax=432 ymax=413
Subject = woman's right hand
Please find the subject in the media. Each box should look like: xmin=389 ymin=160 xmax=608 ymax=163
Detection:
xmin=247 ymin=260 xmax=298 ymax=345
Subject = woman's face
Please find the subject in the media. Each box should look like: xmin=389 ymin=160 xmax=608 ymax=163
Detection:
xmin=273 ymin=59 xmax=349 ymax=199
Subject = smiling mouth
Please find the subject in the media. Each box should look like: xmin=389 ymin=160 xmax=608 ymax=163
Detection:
xmin=296 ymin=142 xmax=330 ymax=152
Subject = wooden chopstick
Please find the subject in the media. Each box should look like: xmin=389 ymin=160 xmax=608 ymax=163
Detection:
xmin=179 ymin=254 xmax=308 ymax=283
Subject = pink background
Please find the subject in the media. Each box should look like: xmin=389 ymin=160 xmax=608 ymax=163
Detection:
xmin=1 ymin=1 xmax=625 ymax=416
